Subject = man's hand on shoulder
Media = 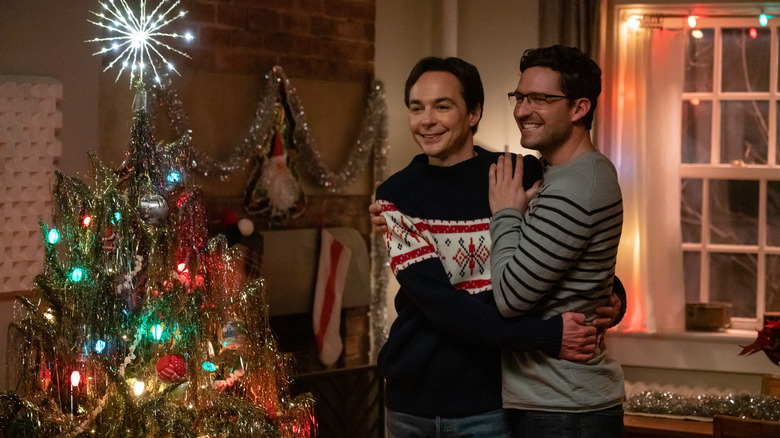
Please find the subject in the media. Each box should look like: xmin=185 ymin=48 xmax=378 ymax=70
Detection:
xmin=370 ymin=180 xmax=389 ymax=234
xmin=560 ymin=313 xmax=597 ymax=362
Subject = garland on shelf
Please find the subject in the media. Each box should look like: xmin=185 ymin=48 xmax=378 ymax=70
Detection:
xmin=626 ymin=389 xmax=780 ymax=422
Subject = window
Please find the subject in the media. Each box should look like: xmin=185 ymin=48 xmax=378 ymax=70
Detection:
xmin=680 ymin=17 xmax=780 ymax=328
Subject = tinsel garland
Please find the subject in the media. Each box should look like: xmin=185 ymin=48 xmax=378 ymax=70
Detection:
xmin=626 ymin=389 xmax=780 ymax=422
xmin=148 ymin=67 xmax=392 ymax=352
xmin=148 ymin=66 xmax=389 ymax=191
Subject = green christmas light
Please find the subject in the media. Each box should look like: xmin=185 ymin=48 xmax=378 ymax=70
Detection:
xmin=47 ymin=229 xmax=60 ymax=244
xmin=153 ymin=324 xmax=163 ymax=340
xmin=69 ymin=267 xmax=84 ymax=282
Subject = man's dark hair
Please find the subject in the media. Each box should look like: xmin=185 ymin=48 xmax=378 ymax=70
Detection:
xmin=404 ymin=56 xmax=484 ymax=134
xmin=520 ymin=45 xmax=602 ymax=130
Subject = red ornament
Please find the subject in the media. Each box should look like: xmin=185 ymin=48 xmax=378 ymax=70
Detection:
xmin=156 ymin=354 xmax=187 ymax=383
xmin=102 ymin=225 xmax=115 ymax=252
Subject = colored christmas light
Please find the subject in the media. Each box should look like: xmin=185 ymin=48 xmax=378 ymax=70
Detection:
xmin=152 ymin=323 xmax=163 ymax=340
xmin=760 ymin=13 xmax=769 ymax=26
xmin=95 ymin=339 xmax=106 ymax=353
xmin=70 ymin=371 xmax=81 ymax=387
xmin=70 ymin=267 xmax=85 ymax=282
xmin=47 ymin=228 xmax=60 ymax=244
xmin=202 ymin=361 xmax=217 ymax=372
xmin=82 ymin=215 xmax=92 ymax=227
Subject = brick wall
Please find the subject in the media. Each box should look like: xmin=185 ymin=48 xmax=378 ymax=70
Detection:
xmin=180 ymin=0 xmax=376 ymax=82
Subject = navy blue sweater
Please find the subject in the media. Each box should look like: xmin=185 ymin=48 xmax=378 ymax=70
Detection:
xmin=376 ymin=146 xmax=562 ymax=417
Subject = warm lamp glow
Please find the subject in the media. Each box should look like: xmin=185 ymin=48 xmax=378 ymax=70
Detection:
xmin=691 ymin=29 xmax=704 ymax=39
xmin=627 ymin=15 xmax=641 ymax=29
xmin=690 ymin=98 xmax=700 ymax=106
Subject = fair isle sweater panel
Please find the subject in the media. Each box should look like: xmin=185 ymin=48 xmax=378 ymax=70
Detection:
xmin=375 ymin=147 xmax=562 ymax=417
xmin=490 ymin=151 xmax=625 ymax=412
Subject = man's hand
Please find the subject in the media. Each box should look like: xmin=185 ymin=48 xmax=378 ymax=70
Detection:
xmin=370 ymin=180 xmax=388 ymax=234
xmin=592 ymin=292 xmax=621 ymax=345
xmin=488 ymin=153 xmax=540 ymax=215
xmin=559 ymin=313 xmax=597 ymax=362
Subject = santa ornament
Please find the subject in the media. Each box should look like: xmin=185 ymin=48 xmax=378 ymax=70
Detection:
xmin=156 ymin=354 xmax=187 ymax=383
xmin=244 ymin=96 xmax=305 ymax=223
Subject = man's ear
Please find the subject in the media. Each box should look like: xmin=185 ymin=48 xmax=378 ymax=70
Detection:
xmin=469 ymin=104 xmax=483 ymax=128
xmin=570 ymin=98 xmax=591 ymax=124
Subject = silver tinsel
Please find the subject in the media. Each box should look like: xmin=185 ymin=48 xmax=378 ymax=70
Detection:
xmin=147 ymin=66 xmax=389 ymax=191
xmin=147 ymin=67 xmax=392 ymax=357
xmin=626 ymin=390 xmax=780 ymax=421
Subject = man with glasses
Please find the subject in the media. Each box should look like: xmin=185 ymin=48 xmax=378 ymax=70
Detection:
xmin=489 ymin=45 xmax=624 ymax=437
xmin=370 ymin=55 xmax=625 ymax=437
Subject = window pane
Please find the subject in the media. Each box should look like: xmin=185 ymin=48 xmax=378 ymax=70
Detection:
xmin=710 ymin=179 xmax=758 ymax=245
xmin=720 ymin=101 xmax=768 ymax=165
xmin=681 ymin=178 xmax=702 ymax=243
xmin=682 ymin=100 xmax=712 ymax=164
xmin=721 ymin=28 xmax=770 ymax=92
xmin=770 ymin=181 xmax=780 ymax=247
xmin=684 ymin=28 xmax=714 ymax=92
xmin=684 ymin=251 xmax=701 ymax=303
xmin=710 ymin=252 xmax=756 ymax=318
xmin=767 ymin=255 xmax=780 ymax=313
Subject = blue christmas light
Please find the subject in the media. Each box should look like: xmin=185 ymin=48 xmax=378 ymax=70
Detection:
xmin=95 ymin=339 xmax=106 ymax=353
xmin=167 ymin=170 xmax=181 ymax=184
xmin=113 ymin=212 xmax=122 ymax=223
xmin=47 ymin=229 xmax=60 ymax=244
xmin=760 ymin=14 xmax=769 ymax=27
xmin=202 ymin=361 xmax=217 ymax=372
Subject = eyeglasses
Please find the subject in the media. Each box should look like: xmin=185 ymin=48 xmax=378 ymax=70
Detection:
xmin=507 ymin=91 xmax=568 ymax=107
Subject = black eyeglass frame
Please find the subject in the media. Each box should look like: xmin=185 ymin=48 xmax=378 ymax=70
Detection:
xmin=507 ymin=91 xmax=569 ymax=106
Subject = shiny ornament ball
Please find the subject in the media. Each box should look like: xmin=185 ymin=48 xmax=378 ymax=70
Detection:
xmin=221 ymin=320 xmax=248 ymax=350
xmin=139 ymin=193 xmax=168 ymax=224
xmin=237 ymin=218 xmax=254 ymax=236
xmin=156 ymin=354 xmax=187 ymax=383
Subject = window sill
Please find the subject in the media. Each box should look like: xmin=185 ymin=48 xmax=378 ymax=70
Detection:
xmin=605 ymin=329 xmax=780 ymax=375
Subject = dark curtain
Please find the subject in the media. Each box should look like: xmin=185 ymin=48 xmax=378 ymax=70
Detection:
xmin=538 ymin=0 xmax=600 ymax=58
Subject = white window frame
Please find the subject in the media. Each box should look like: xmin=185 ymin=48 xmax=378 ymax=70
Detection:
xmin=680 ymin=16 xmax=780 ymax=330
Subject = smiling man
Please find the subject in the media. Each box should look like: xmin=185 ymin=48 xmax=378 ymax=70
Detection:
xmin=372 ymin=56 xmax=622 ymax=438
xmin=489 ymin=45 xmax=625 ymax=438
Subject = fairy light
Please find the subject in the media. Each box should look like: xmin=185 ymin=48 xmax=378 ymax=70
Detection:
xmin=760 ymin=13 xmax=769 ymax=26
xmin=687 ymin=15 xmax=698 ymax=28
xmin=626 ymin=15 xmax=641 ymax=29
xmin=70 ymin=371 xmax=81 ymax=387
xmin=691 ymin=29 xmax=704 ymax=39
xmin=749 ymin=28 xmax=758 ymax=38
xmin=82 ymin=215 xmax=92 ymax=227
xmin=95 ymin=339 xmax=107 ymax=353
xmin=87 ymin=0 xmax=193 ymax=85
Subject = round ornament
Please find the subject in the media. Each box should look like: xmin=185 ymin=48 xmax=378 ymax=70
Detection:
xmin=156 ymin=354 xmax=187 ymax=383
xmin=221 ymin=320 xmax=248 ymax=350
xmin=139 ymin=193 xmax=168 ymax=224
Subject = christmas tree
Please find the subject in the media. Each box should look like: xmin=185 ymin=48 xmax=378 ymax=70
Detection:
xmin=1 ymin=1 xmax=315 ymax=436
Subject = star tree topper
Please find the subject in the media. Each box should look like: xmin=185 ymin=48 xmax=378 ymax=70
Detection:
xmin=87 ymin=0 xmax=194 ymax=85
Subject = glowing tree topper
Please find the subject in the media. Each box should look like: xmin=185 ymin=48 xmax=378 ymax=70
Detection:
xmin=87 ymin=0 xmax=194 ymax=85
